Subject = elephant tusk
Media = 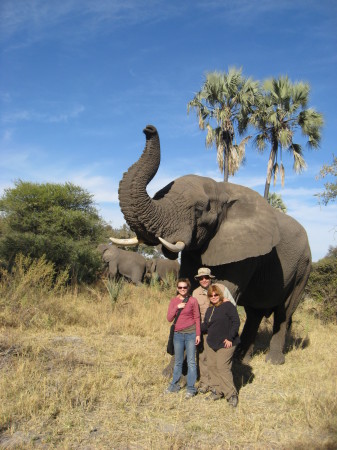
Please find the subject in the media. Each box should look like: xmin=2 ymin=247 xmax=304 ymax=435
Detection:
xmin=109 ymin=237 xmax=140 ymax=246
xmin=158 ymin=237 xmax=185 ymax=253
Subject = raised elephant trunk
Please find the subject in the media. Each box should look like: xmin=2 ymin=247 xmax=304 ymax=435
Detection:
xmin=118 ymin=125 xmax=173 ymax=245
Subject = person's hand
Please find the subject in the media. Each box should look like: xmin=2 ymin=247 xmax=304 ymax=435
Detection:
xmin=224 ymin=339 xmax=232 ymax=348
xmin=177 ymin=303 xmax=186 ymax=309
xmin=195 ymin=336 xmax=200 ymax=345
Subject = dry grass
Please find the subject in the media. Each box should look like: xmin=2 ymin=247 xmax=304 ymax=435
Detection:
xmin=0 ymin=260 xmax=336 ymax=449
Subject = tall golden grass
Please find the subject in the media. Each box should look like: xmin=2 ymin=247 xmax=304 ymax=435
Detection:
xmin=0 ymin=256 xmax=336 ymax=449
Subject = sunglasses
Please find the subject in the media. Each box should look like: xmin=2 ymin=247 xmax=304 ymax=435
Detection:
xmin=209 ymin=294 xmax=219 ymax=298
xmin=199 ymin=276 xmax=210 ymax=280
xmin=177 ymin=286 xmax=188 ymax=289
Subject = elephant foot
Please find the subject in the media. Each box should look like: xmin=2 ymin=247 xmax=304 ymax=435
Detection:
xmin=265 ymin=351 xmax=285 ymax=365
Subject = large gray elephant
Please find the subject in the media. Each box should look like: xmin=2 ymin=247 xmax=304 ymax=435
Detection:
xmin=111 ymin=125 xmax=311 ymax=364
xmin=145 ymin=258 xmax=180 ymax=282
xmin=98 ymin=243 xmax=147 ymax=285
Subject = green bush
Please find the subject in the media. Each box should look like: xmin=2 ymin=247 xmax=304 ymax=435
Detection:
xmin=306 ymin=247 xmax=337 ymax=324
xmin=0 ymin=181 xmax=106 ymax=283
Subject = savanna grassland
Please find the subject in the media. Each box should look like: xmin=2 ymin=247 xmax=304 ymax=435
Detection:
xmin=0 ymin=259 xmax=336 ymax=449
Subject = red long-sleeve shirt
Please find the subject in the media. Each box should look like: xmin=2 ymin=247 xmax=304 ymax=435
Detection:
xmin=167 ymin=296 xmax=201 ymax=337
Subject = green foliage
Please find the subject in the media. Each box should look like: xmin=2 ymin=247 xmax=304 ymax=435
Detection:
xmin=306 ymin=246 xmax=337 ymax=324
xmin=104 ymin=278 xmax=125 ymax=308
xmin=250 ymin=75 xmax=324 ymax=199
xmin=187 ymin=67 xmax=260 ymax=181
xmin=315 ymin=155 xmax=337 ymax=206
xmin=267 ymin=192 xmax=287 ymax=213
xmin=0 ymin=181 xmax=106 ymax=283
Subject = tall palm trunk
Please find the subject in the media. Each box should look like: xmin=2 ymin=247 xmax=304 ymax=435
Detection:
xmin=264 ymin=139 xmax=278 ymax=199
xmin=223 ymin=127 xmax=233 ymax=182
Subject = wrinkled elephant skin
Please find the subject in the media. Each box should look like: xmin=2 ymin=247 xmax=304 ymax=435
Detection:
xmin=98 ymin=244 xmax=147 ymax=285
xmin=145 ymin=258 xmax=180 ymax=282
xmin=114 ymin=125 xmax=312 ymax=364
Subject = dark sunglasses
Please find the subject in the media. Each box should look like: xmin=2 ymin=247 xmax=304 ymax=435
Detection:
xmin=177 ymin=286 xmax=188 ymax=289
xmin=199 ymin=276 xmax=210 ymax=280
xmin=209 ymin=294 xmax=219 ymax=298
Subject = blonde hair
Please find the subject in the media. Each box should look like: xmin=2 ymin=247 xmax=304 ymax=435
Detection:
xmin=207 ymin=284 xmax=224 ymax=306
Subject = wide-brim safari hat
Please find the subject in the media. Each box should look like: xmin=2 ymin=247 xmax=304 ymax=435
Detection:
xmin=194 ymin=267 xmax=215 ymax=279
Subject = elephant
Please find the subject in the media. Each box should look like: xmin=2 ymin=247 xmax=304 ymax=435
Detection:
xmin=145 ymin=258 xmax=180 ymax=282
xmin=111 ymin=125 xmax=312 ymax=364
xmin=97 ymin=243 xmax=147 ymax=285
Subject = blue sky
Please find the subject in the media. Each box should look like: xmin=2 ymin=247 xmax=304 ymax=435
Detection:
xmin=1 ymin=0 xmax=336 ymax=262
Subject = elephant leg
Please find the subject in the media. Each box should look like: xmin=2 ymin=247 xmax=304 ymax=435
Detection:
xmin=266 ymin=263 xmax=310 ymax=365
xmin=236 ymin=306 xmax=264 ymax=363
xmin=266 ymin=303 xmax=287 ymax=365
xmin=128 ymin=266 xmax=144 ymax=285
xmin=108 ymin=261 xmax=118 ymax=279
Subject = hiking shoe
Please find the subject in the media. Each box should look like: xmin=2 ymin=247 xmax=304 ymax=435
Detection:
xmin=198 ymin=386 xmax=209 ymax=394
xmin=164 ymin=387 xmax=179 ymax=394
xmin=185 ymin=392 xmax=196 ymax=400
xmin=205 ymin=392 xmax=223 ymax=401
xmin=227 ymin=395 xmax=238 ymax=407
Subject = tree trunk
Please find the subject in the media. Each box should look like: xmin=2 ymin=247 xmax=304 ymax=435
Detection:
xmin=223 ymin=129 xmax=232 ymax=182
xmin=264 ymin=139 xmax=278 ymax=199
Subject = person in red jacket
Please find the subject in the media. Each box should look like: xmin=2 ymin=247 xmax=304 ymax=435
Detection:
xmin=166 ymin=278 xmax=201 ymax=399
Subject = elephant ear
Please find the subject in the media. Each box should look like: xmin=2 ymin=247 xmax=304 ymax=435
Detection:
xmin=201 ymin=183 xmax=281 ymax=266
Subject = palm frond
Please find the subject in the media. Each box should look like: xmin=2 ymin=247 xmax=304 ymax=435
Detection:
xmin=280 ymin=163 xmax=285 ymax=186
xmin=273 ymin=162 xmax=279 ymax=186
xmin=292 ymin=146 xmax=307 ymax=173
xmin=205 ymin=125 xmax=215 ymax=148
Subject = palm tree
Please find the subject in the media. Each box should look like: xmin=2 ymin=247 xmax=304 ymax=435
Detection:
xmin=187 ymin=67 xmax=260 ymax=181
xmin=250 ymin=76 xmax=324 ymax=199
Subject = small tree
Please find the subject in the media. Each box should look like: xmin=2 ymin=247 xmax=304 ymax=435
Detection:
xmin=187 ymin=67 xmax=260 ymax=181
xmin=268 ymin=192 xmax=287 ymax=213
xmin=306 ymin=246 xmax=337 ymax=324
xmin=0 ymin=180 xmax=106 ymax=283
xmin=316 ymin=155 xmax=337 ymax=206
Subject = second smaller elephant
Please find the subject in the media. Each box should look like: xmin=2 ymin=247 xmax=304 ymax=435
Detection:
xmin=98 ymin=244 xmax=147 ymax=285
xmin=145 ymin=258 xmax=180 ymax=283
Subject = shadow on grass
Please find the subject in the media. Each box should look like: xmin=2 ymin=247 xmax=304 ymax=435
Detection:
xmin=162 ymin=352 xmax=255 ymax=393
xmin=233 ymin=359 xmax=254 ymax=392
xmin=250 ymin=325 xmax=310 ymax=359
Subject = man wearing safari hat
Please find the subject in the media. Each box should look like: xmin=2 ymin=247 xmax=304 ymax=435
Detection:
xmin=193 ymin=267 xmax=236 ymax=394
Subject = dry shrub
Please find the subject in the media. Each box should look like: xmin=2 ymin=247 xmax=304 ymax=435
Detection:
xmin=0 ymin=255 xmax=112 ymax=330
xmin=0 ymin=277 xmax=336 ymax=449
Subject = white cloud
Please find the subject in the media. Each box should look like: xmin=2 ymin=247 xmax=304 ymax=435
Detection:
xmin=2 ymin=105 xmax=85 ymax=124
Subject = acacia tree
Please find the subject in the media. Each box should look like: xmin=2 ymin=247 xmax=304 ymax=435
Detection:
xmin=187 ymin=67 xmax=260 ymax=181
xmin=250 ymin=76 xmax=324 ymax=199
xmin=0 ymin=181 xmax=106 ymax=283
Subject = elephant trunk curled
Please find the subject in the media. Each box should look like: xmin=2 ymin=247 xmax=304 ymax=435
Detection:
xmin=118 ymin=125 xmax=173 ymax=245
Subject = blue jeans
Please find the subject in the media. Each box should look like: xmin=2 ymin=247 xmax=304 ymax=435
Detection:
xmin=168 ymin=332 xmax=197 ymax=394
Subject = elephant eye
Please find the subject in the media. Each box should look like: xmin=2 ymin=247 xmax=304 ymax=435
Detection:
xmin=195 ymin=202 xmax=208 ymax=219
xmin=195 ymin=208 xmax=203 ymax=219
